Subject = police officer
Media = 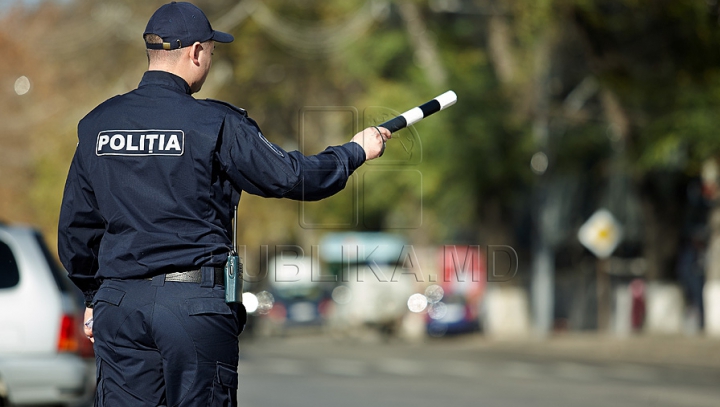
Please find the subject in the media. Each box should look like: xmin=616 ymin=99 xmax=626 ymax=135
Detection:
xmin=57 ymin=2 xmax=390 ymax=406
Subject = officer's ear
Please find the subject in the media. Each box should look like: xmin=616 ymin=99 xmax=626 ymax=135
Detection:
xmin=189 ymin=42 xmax=203 ymax=66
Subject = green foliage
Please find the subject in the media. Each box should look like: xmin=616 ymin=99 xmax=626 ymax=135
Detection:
xmin=8 ymin=0 xmax=720 ymax=250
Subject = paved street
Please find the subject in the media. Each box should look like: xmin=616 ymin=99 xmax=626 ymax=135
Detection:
xmin=236 ymin=333 xmax=720 ymax=407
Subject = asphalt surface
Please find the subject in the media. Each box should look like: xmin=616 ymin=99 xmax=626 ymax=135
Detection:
xmin=71 ymin=331 xmax=720 ymax=407
xmin=235 ymin=332 xmax=720 ymax=407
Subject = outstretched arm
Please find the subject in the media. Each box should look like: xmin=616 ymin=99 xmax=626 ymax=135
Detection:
xmin=217 ymin=113 xmax=391 ymax=201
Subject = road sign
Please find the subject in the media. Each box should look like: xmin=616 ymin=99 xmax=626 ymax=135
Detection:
xmin=578 ymin=209 xmax=623 ymax=259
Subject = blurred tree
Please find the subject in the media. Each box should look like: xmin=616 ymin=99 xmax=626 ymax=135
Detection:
xmin=4 ymin=0 xmax=720 ymax=293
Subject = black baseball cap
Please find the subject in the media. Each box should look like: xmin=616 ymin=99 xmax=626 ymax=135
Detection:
xmin=144 ymin=2 xmax=234 ymax=50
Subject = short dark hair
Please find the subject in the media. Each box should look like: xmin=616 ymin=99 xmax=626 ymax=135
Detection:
xmin=144 ymin=33 xmax=183 ymax=64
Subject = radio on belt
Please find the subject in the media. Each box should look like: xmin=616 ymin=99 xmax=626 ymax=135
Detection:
xmin=224 ymin=205 xmax=243 ymax=303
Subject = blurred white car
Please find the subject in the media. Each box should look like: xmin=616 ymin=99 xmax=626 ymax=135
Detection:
xmin=319 ymin=232 xmax=416 ymax=338
xmin=0 ymin=223 xmax=94 ymax=406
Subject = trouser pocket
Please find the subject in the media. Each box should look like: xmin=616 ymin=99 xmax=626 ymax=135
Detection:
xmin=207 ymin=362 xmax=238 ymax=407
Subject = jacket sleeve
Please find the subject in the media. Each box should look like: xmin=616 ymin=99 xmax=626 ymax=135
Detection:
xmin=58 ymin=146 xmax=104 ymax=304
xmin=216 ymin=112 xmax=366 ymax=201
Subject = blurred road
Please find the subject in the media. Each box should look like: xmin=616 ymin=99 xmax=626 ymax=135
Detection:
xmin=236 ymin=333 xmax=720 ymax=407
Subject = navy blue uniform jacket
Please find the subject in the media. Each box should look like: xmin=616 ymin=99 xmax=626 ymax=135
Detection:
xmin=58 ymin=71 xmax=366 ymax=303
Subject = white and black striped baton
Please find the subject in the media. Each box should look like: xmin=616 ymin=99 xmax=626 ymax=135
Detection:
xmin=374 ymin=90 xmax=457 ymax=156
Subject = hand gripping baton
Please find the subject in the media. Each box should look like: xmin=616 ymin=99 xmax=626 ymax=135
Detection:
xmin=378 ymin=90 xmax=458 ymax=133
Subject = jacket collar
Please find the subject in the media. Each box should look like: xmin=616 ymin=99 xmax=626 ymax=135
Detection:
xmin=139 ymin=70 xmax=192 ymax=95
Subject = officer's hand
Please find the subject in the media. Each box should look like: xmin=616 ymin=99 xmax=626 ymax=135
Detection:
xmin=351 ymin=126 xmax=392 ymax=161
xmin=83 ymin=307 xmax=94 ymax=343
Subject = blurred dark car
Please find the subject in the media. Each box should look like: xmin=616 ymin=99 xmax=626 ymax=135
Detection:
xmin=0 ymin=223 xmax=94 ymax=406
xmin=256 ymin=257 xmax=332 ymax=336
xmin=426 ymin=292 xmax=482 ymax=336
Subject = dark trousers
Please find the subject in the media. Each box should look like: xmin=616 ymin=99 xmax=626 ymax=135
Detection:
xmin=92 ymin=269 xmax=245 ymax=407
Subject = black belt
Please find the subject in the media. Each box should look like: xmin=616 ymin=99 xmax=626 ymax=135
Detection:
xmin=148 ymin=267 xmax=224 ymax=285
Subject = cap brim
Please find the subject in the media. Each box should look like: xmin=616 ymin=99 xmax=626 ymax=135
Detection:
xmin=212 ymin=31 xmax=234 ymax=43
